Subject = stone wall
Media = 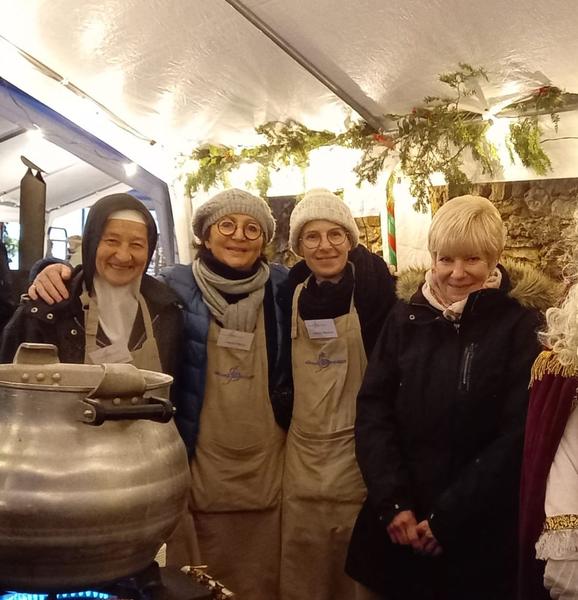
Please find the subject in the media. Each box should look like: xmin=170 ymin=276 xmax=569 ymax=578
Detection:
xmin=465 ymin=179 xmax=578 ymax=281
xmin=266 ymin=180 xmax=574 ymax=280
xmin=266 ymin=195 xmax=297 ymax=267
xmin=355 ymin=216 xmax=383 ymax=257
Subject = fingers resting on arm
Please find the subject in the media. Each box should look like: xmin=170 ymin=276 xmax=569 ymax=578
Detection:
xmin=29 ymin=264 xmax=73 ymax=304
xmin=416 ymin=519 xmax=443 ymax=556
xmin=387 ymin=510 xmax=420 ymax=548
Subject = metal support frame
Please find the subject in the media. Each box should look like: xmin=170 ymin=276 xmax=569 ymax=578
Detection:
xmin=223 ymin=0 xmax=389 ymax=132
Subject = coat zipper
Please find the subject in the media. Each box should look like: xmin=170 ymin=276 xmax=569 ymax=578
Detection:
xmin=459 ymin=342 xmax=475 ymax=393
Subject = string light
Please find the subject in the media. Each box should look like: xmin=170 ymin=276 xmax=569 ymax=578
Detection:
xmin=123 ymin=162 xmax=138 ymax=177
xmin=26 ymin=126 xmax=44 ymax=142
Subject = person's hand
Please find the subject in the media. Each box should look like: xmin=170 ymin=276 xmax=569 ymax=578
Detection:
xmin=387 ymin=510 xmax=421 ymax=548
xmin=28 ymin=264 xmax=73 ymax=304
xmin=416 ymin=520 xmax=443 ymax=556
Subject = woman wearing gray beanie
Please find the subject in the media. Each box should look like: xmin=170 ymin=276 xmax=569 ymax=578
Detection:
xmin=27 ymin=188 xmax=293 ymax=600
xmin=161 ymin=188 xmax=292 ymax=600
xmin=280 ymin=188 xmax=396 ymax=600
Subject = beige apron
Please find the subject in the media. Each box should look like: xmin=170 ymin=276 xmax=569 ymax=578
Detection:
xmin=190 ymin=308 xmax=285 ymax=600
xmin=82 ymin=290 xmax=163 ymax=372
xmin=280 ymin=281 xmax=368 ymax=600
xmin=83 ymin=289 xmax=201 ymax=568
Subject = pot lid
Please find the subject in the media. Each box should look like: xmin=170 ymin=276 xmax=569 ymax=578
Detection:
xmin=0 ymin=343 xmax=172 ymax=393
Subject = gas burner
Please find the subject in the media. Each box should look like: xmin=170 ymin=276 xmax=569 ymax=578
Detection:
xmin=0 ymin=563 xmax=214 ymax=600
xmin=1 ymin=592 xmax=114 ymax=600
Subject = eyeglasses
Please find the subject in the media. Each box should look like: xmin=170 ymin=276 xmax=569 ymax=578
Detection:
xmin=300 ymin=228 xmax=348 ymax=249
xmin=216 ymin=218 xmax=263 ymax=241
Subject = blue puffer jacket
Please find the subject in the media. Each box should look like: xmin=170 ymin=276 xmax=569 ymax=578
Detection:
xmin=160 ymin=262 xmax=293 ymax=455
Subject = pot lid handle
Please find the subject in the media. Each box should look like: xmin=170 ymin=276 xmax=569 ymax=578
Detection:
xmin=14 ymin=343 xmax=60 ymax=364
xmin=88 ymin=363 xmax=147 ymax=399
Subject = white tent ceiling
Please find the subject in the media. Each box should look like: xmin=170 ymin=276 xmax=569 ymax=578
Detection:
xmin=0 ymin=0 xmax=577 ymax=246
xmin=2 ymin=0 xmax=578 ymax=153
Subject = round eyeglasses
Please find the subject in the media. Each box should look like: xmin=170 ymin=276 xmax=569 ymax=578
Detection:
xmin=300 ymin=228 xmax=348 ymax=250
xmin=216 ymin=218 xmax=263 ymax=241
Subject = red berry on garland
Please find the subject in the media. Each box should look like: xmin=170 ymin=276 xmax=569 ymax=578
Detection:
xmin=372 ymin=133 xmax=396 ymax=149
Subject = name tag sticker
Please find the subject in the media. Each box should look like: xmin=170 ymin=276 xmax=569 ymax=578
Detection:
xmin=217 ymin=328 xmax=255 ymax=351
xmin=305 ymin=319 xmax=338 ymax=339
xmin=89 ymin=342 xmax=133 ymax=364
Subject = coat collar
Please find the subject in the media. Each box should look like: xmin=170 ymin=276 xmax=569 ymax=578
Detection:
xmin=397 ymin=258 xmax=562 ymax=313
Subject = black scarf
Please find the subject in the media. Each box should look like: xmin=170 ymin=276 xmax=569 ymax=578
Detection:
xmin=288 ymin=245 xmax=397 ymax=355
xmin=295 ymin=263 xmax=355 ymax=321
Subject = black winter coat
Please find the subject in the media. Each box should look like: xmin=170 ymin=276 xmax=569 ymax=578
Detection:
xmin=346 ymin=264 xmax=544 ymax=600
xmin=0 ymin=267 xmax=183 ymax=376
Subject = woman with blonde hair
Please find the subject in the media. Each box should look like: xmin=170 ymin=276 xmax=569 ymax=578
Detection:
xmin=346 ymin=195 xmax=554 ymax=600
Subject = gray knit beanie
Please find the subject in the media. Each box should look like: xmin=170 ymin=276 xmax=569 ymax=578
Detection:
xmin=289 ymin=188 xmax=360 ymax=256
xmin=192 ymin=188 xmax=276 ymax=242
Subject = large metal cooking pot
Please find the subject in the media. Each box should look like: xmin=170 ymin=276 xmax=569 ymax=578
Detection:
xmin=0 ymin=343 xmax=190 ymax=591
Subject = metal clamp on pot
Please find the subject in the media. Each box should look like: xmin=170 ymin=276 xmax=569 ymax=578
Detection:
xmin=79 ymin=363 xmax=175 ymax=425
xmin=79 ymin=395 xmax=175 ymax=425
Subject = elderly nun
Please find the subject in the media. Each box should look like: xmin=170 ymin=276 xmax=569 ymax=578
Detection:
xmin=0 ymin=192 xmax=182 ymax=373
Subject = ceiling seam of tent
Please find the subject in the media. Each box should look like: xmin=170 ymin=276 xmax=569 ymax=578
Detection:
xmin=222 ymin=0 xmax=390 ymax=132
xmin=0 ymin=161 xmax=93 ymax=198
xmin=45 ymin=181 xmax=130 ymax=213
xmin=0 ymin=34 xmax=155 ymax=146
xmin=0 ymin=127 xmax=27 ymax=145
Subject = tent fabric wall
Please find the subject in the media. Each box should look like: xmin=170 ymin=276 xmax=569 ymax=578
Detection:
xmin=0 ymin=78 xmax=176 ymax=263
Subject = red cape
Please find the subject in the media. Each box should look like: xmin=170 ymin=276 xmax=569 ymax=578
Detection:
xmin=518 ymin=351 xmax=577 ymax=600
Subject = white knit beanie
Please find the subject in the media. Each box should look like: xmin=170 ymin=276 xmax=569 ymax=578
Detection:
xmin=289 ymin=188 xmax=359 ymax=256
xmin=192 ymin=188 xmax=276 ymax=242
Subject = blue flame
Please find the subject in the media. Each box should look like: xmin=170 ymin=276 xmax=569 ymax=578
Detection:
xmin=2 ymin=592 xmax=113 ymax=600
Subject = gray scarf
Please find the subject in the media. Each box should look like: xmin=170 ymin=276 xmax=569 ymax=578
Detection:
xmin=192 ymin=258 xmax=270 ymax=332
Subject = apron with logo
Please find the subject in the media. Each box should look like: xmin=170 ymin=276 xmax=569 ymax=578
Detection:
xmin=280 ymin=280 xmax=368 ymax=600
xmin=190 ymin=308 xmax=285 ymax=600
xmin=83 ymin=289 xmax=201 ymax=568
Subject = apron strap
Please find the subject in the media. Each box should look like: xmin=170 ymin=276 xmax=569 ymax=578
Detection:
xmin=291 ymin=282 xmax=306 ymax=339
xmin=81 ymin=288 xmax=99 ymax=364
xmin=134 ymin=293 xmax=163 ymax=371
xmin=138 ymin=292 xmax=155 ymax=342
xmin=348 ymin=261 xmax=356 ymax=312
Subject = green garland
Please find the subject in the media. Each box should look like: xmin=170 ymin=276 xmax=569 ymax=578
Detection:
xmin=507 ymin=85 xmax=564 ymax=175
xmin=182 ymin=64 xmax=568 ymax=211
